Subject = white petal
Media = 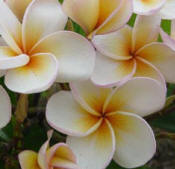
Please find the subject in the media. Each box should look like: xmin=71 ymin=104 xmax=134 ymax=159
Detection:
xmin=30 ymin=31 xmax=96 ymax=82
xmin=92 ymin=26 xmax=132 ymax=60
xmin=67 ymin=120 xmax=116 ymax=169
xmin=46 ymin=91 xmax=102 ymax=137
xmin=70 ymin=80 xmax=112 ymax=116
xmin=137 ymin=42 xmax=175 ymax=83
xmin=105 ymin=78 xmax=166 ymax=117
xmin=132 ymin=14 xmax=161 ymax=52
xmin=160 ymin=0 xmax=175 ymax=19
xmin=133 ymin=0 xmax=165 ymax=15
xmin=0 ymin=0 xmax=22 ymax=53
xmin=0 ymin=86 xmax=11 ymax=128
xmin=5 ymin=53 xmax=58 ymax=94
xmin=22 ymin=0 xmax=67 ymax=52
xmin=108 ymin=111 xmax=156 ymax=168
xmin=91 ymin=52 xmax=136 ymax=87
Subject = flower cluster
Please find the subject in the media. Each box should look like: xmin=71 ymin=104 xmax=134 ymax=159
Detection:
xmin=0 ymin=0 xmax=175 ymax=169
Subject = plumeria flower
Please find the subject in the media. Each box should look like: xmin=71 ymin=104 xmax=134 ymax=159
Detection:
xmin=46 ymin=78 xmax=166 ymax=169
xmin=5 ymin=0 xmax=32 ymax=21
xmin=0 ymin=0 xmax=95 ymax=94
xmin=63 ymin=0 xmax=133 ymax=38
xmin=19 ymin=130 xmax=80 ymax=169
xmin=0 ymin=86 xmax=11 ymax=128
xmin=133 ymin=0 xmax=175 ymax=19
xmin=91 ymin=14 xmax=175 ymax=88
xmin=161 ymin=20 xmax=175 ymax=51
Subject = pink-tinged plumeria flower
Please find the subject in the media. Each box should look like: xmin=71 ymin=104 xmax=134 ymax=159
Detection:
xmin=19 ymin=130 xmax=80 ymax=169
xmin=46 ymin=78 xmax=166 ymax=169
xmin=0 ymin=0 xmax=96 ymax=94
xmin=62 ymin=0 xmax=133 ymax=38
xmin=4 ymin=0 xmax=32 ymax=21
xmin=134 ymin=0 xmax=175 ymax=19
xmin=0 ymin=86 xmax=11 ymax=128
xmin=91 ymin=14 xmax=175 ymax=88
xmin=161 ymin=20 xmax=175 ymax=52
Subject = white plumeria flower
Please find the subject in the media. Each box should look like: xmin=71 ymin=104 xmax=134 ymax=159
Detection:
xmin=0 ymin=0 xmax=95 ymax=94
xmin=63 ymin=0 xmax=133 ymax=38
xmin=0 ymin=86 xmax=11 ymax=128
xmin=46 ymin=78 xmax=166 ymax=169
xmin=134 ymin=0 xmax=175 ymax=19
xmin=91 ymin=14 xmax=175 ymax=88
xmin=19 ymin=130 xmax=80 ymax=169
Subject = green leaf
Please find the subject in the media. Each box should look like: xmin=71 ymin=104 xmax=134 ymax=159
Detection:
xmin=23 ymin=124 xmax=47 ymax=151
xmin=167 ymin=84 xmax=175 ymax=97
xmin=128 ymin=14 xmax=137 ymax=27
xmin=150 ymin=111 xmax=175 ymax=132
xmin=161 ymin=20 xmax=171 ymax=35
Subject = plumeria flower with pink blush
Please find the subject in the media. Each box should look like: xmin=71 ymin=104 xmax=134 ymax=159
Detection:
xmin=0 ymin=0 xmax=95 ymax=94
xmin=46 ymin=78 xmax=166 ymax=169
xmin=63 ymin=0 xmax=133 ymax=38
xmin=133 ymin=0 xmax=175 ymax=19
xmin=19 ymin=130 xmax=80 ymax=169
xmin=0 ymin=86 xmax=11 ymax=129
xmin=91 ymin=14 xmax=175 ymax=88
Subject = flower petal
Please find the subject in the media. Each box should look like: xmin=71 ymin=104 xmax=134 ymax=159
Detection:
xmin=133 ymin=0 xmax=165 ymax=15
xmin=134 ymin=57 xmax=166 ymax=87
xmin=22 ymin=0 xmax=67 ymax=52
xmin=30 ymin=31 xmax=96 ymax=82
xmin=19 ymin=151 xmax=40 ymax=169
xmin=62 ymin=0 xmax=99 ymax=34
xmin=5 ymin=0 xmax=32 ymax=21
xmin=46 ymin=91 xmax=102 ymax=137
xmin=67 ymin=120 xmax=115 ymax=169
xmin=132 ymin=15 xmax=161 ymax=52
xmin=91 ymin=52 xmax=136 ymax=87
xmin=137 ymin=42 xmax=175 ymax=83
xmin=0 ymin=47 xmax=29 ymax=69
xmin=0 ymin=0 xmax=22 ymax=53
xmin=95 ymin=0 xmax=133 ymax=35
xmin=70 ymin=80 xmax=112 ymax=116
xmin=108 ymin=111 xmax=156 ymax=168
xmin=105 ymin=78 xmax=166 ymax=117
xmin=92 ymin=26 xmax=132 ymax=60
xmin=159 ymin=0 xmax=175 ymax=19
xmin=160 ymin=29 xmax=175 ymax=51
xmin=38 ymin=130 xmax=53 ymax=169
xmin=0 ymin=86 xmax=11 ymax=128
xmin=5 ymin=53 xmax=58 ymax=94
xmin=47 ymin=143 xmax=79 ymax=169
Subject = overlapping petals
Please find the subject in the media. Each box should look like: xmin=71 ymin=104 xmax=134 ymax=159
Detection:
xmin=63 ymin=0 xmax=133 ymax=37
xmin=92 ymin=14 xmax=175 ymax=87
xmin=161 ymin=20 xmax=175 ymax=51
xmin=19 ymin=130 xmax=80 ymax=169
xmin=46 ymin=78 xmax=166 ymax=169
xmin=0 ymin=86 xmax=11 ymax=128
xmin=0 ymin=0 xmax=96 ymax=93
xmin=5 ymin=0 xmax=32 ymax=21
